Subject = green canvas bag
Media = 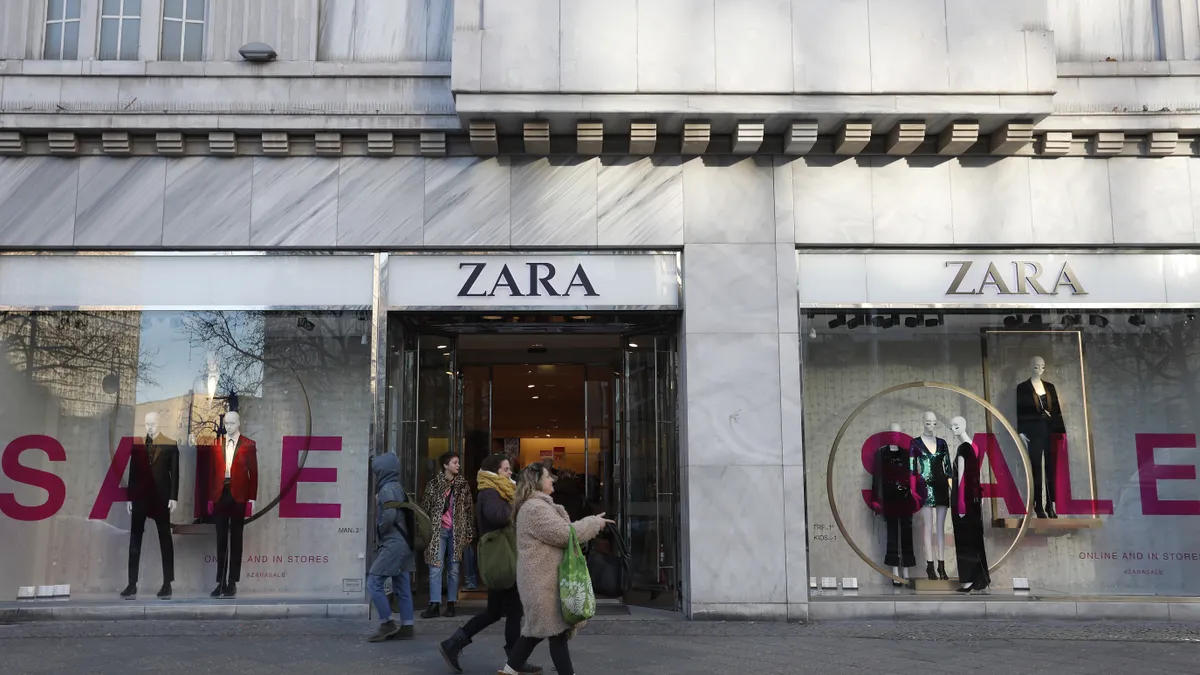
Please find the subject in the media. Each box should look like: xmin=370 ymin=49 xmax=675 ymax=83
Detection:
xmin=477 ymin=524 xmax=517 ymax=590
xmin=558 ymin=525 xmax=596 ymax=625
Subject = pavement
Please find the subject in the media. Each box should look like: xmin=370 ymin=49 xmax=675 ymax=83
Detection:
xmin=1 ymin=616 xmax=1198 ymax=675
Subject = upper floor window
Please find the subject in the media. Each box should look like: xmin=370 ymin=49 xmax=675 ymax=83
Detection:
xmin=160 ymin=0 xmax=205 ymax=61
xmin=99 ymin=0 xmax=141 ymax=60
xmin=43 ymin=0 xmax=81 ymax=60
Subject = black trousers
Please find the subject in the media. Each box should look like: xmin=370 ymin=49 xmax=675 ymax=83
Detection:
xmin=460 ymin=585 xmax=523 ymax=653
xmin=214 ymin=484 xmax=246 ymax=584
xmin=1026 ymin=428 xmax=1057 ymax=507
xmin=128 ymin=501 xmax=174 ymax=584
xmin=507 ymin=632 xmax=572 ymax=675
xmin=883 ymin=514 xmax=915 ymax=567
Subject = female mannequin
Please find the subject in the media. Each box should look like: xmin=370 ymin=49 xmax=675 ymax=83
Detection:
xmin=1016 ymin=356 xmax=1065 ymax=519
xmin=909 ymin=411 xmax=951 ymax=581
xmin=949 ymin=416 xmax=990 ymax=593
xmin=870 ymin=422 xmax=918 ymax=587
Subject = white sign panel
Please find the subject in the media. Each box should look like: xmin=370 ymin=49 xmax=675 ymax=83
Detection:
xmin=387 ymin=254 xmax=680 ymax=310
xmin=797 ymin=251 xmax=1200 ymax=308
xmin=0 ymin=254 xmax=375 ymax=309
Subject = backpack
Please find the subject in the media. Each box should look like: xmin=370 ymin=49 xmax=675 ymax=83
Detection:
xmin=383 ymin=500 xmax=432 ymax=552
xmin=477 ymin=524 xmax=517 ymax=590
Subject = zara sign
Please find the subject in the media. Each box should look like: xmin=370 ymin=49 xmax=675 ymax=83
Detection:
xmin=387 ymin=253 xmax=680 ymax=310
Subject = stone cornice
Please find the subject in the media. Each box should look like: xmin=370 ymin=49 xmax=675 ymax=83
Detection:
xmin=0 ymin=59 xmax=452 ymax=78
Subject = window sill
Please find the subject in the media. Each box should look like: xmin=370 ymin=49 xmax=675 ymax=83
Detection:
xmin=0 ymin=60 xmax=452 ymax=78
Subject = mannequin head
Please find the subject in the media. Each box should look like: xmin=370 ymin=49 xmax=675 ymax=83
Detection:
xmin=1030 ymin=356 xmax=1046 ymax=379
xmin=145 ymin=412 xmax=159 ymax=437
xmin=921 ymin=411 xmax=938 ymax=437
xmin=949 ymin=416 xmax=968 ymax=439
xmin=888 ymin=422 xmax=902 ymax=433
xmin=225 ymin=411 xmax=241 ymax=437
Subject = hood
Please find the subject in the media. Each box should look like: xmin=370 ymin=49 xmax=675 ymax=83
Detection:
xmin=372 ymin=453 xmax=401 ymax=488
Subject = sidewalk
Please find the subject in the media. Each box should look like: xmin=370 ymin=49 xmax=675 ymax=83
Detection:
xmin=1 ymin=617 xmax=1196 ymax=675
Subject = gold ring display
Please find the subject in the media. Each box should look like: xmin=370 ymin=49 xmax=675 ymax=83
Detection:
xmin=824 ymin=381 xmax=1034 ymax=585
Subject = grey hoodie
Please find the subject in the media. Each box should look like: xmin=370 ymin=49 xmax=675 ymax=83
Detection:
xmin=368 ymin=453 xmax=415 ymax=577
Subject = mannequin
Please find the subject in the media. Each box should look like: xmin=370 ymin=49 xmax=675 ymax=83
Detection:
xmin=1016 ymin=356 xmax=1065 ymax=519
xmin=207 ymin=411 xmax=257 ymax=599
xmin=870 ymin=422 xmax=918 ymax=586
xmin=949 ymin=417 xmax=990 ymax=594
xmin=909 ymin=411 xmax=951 ymax=581
xmin=120 ymin=412 xmax=179 ymax=600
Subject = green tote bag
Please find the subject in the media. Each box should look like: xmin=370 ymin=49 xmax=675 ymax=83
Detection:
xmin=558 ymin=525 xmax=596 ymax=625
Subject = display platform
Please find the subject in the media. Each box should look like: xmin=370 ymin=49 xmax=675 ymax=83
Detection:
xmin=993 ymin=517 xmax=1103 ymax=534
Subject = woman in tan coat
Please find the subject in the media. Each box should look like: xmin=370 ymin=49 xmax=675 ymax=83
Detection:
xmin=499 ymin=464 xmax=611 ymax=675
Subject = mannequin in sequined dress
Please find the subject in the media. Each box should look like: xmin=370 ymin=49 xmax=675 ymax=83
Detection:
xmin=909 ymin=411 xmax=952 ymax=581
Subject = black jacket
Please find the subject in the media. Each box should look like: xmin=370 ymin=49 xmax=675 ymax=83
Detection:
xmin=128 ymin=434 xmax=179 ymax=503
xmin=475 ymin=488 xmax=511 ymax=536
xmin=1016 ymin=379 xmax=1066 ymax=436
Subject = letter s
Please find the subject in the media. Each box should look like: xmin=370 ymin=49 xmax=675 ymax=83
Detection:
xmin=0 ymin=435 xmax=67 ymax=521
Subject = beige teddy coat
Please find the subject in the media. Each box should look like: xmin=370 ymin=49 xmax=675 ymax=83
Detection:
xmin=515 ymin=492 xmax=606 ymax=638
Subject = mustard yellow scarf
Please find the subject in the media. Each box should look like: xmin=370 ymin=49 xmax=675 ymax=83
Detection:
xmin=477 ymin=470 xmax=515 ymax=503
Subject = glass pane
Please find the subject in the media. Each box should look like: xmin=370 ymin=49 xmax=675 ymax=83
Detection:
xmin=126 ymin=0 xmax=142 ymax=14
xmin=47 ymin=0 xmax=64 ymax=21
xmin=43 ymin=22 xmax=62 ymax=59
xmin=185 ymin=0 xmax=205 ymax=20
xmin=102 ymin=0 xmax=119 ymax=15
xmin=119 ymin=19 xmax=140 ymax=60
xmin=163 ymin=0 xmax=183 ymax=19
xmin=160 ymin=19 xmax=181 ymax=60
xmin=65 ymin=0 xmax=80 ymax=19
xmin=62 ymin=20 xmax=78 ymax=59
xmin=183 ymin=21 xmax=203 ymax=60
xmin=99 ymin=18 xmax=119 ymax=59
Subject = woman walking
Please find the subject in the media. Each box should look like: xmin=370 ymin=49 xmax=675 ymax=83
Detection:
xmin=438 ymin=455 xmax=542 ymax=674
xmin=365 ymin=453 xmax=416 ymax=642
xmin=499 ymin=464 xmax=612 ymax=675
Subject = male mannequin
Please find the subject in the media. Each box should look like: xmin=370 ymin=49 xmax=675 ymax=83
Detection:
xmin=909 ymin=411 xmax=951 ymax=581
xmin=207 ymin=411 xmax=257 ymax=598
xmin=949 ymin=416 xmax=989 ymax=593
xmin=870 ymin=422 xmax=917 ymax=586
xmin=1015 ymin=356 xmax=1065 ymax=519
xmin=120 ymin=412 xmax=179 ymax=600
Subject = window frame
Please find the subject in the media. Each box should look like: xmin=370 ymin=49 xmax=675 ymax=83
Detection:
xmin=98 ymin=0 xmax=142 ymax=61
xmin=159 ymin=0 xmax=206 ymax=62
xmin=42 ymin=0 xmax=83 ymax=60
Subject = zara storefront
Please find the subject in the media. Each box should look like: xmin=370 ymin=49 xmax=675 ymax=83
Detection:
xmin=799 ymin=250 xmax=1200 ymax=619
xmin=0 ymin=251 xmax=683 ymax=615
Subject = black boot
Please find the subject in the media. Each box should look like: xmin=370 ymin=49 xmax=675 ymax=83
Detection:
xmin=156 ymin=583 xmax=172 ymax=599
xmin=120 ymin=584 xmax=136 ymax=599
xmin=445 ymin=602 xmax=456 ymax=618
xmin=420 ymin=602 xmax=441 ymax=619
xmin=1046 ymin=503 xmax=1058 ymax=519
xmin=925 ymin=561 xmax=937 ymax=581
xmin=504 ymin=647 xmax=545 ymax=674
xmin=438 ymin=628 xmax=472 ymax=673
xmin=210 ymin=583 xmax=224 ymax=598
xmin=1034 ymin=502 xmax=1047 ymax=519
xmin=937 ymin=561 xmax=948 ymax=580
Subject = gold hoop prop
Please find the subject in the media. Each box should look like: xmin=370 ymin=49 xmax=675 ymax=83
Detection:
xmin=825 ymin=381 xmax=1033 ymax=585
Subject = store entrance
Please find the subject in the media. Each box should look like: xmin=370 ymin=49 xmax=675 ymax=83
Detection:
xmin=385 ymin=313 xmax=681 ymax=611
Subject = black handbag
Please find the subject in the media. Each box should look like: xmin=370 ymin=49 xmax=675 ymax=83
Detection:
xmin=586 ymin=524 xmax=630 ymax=598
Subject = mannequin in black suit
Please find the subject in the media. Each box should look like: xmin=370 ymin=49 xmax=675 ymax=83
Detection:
xmin=120 ymin=412 xmax=180 ymax=600
xmin=1015 ymin=356 xmax=1066 ymax=519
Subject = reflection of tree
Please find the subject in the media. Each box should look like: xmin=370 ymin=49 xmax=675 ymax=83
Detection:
xmin=178 ymin=310 xmax=364 ymax=437
xmin=0 ymin=311 xmax=157 ymax=417
xmin=1088 ymin=316 xmax=1200 ymax=426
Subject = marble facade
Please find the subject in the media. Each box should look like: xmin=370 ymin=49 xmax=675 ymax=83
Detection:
xmin=1 ymin=153 xmax=1197 ymax=619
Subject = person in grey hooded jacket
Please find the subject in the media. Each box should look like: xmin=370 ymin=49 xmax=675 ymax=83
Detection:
xmin=367 ymin=453 xmax=416 ymax=642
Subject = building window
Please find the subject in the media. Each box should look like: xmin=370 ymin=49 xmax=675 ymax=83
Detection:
xmin=99 ymin=0 xmax=141 ymax=60
xmin=43 ymin=0 xmax=82 ymax=60
xmin=160 ymin=0 xmax=205 ymax=61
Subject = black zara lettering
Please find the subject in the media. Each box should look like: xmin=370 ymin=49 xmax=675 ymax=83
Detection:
xmin=456 ymin=262 xmax=600 ymax=298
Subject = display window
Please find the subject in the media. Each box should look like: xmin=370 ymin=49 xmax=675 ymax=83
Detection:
xmin=0 ymin=254 xmax=376 ymax=601
xmin=799 ymin=251 xmax=1200 ymax=598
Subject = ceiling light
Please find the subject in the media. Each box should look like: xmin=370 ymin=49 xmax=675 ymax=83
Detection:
xmin=572 ymin=315 xmax=591 ymax=320
xmin=1089 ymin=314 xmax=1109 ymax=328
xmin=1061 ymin=314 xmax=1081 ymax=327
xmin=1003 ymin=315 xmax=1022 ymax=328
xmin=1129 ymin=314 xmax=1146 ymax=326
xmin=847 ymin=315 xmax=865 ymax=329
xmin=904 ymin=315 xmax=921 ymax=328
xmin=483 ymin=315 xmax=502 ymax=320
xmin=527 ymin=384 xmax=535 ymax=388
xmin=628 ymin=342 xmax=639 ymax=348
xmin=437 ymin=345 xmax=447 ymax=349
xmin=532 ymin=396 xmax=539 ymax=399
xmin=828 ymin=314 xmax=847 ymax=329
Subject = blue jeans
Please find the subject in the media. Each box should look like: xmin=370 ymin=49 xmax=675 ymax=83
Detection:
xmin=463 ymin=542 xmax=478 ymax=588
xmin=367 ymin=572 xmax=413 ymax=625
xmin=428 ymin=527 xmax=459 ymax=603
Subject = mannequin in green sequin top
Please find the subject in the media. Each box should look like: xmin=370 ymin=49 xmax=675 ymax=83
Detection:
xmin=908 ymin=411 xmax=952 ymax=581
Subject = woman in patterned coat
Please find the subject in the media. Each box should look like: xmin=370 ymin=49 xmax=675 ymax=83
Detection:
xmin=420 ymin=452 xmax=475 ymax=618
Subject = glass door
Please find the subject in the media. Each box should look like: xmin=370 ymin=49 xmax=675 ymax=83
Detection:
xmin=620 ymin=333 xmax=680 ymax=609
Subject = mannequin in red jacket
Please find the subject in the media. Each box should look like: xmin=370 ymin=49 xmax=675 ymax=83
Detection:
xmin=207 ymin=411 xmax=257 ymax=599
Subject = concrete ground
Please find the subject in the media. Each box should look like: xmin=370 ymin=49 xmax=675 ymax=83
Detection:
xmin=1 ymin=616 xmax=1197 ymax=675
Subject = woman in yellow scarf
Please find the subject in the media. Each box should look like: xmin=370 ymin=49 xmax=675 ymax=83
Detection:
xmin=438 ymin=455 xmax=542 ymax=674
